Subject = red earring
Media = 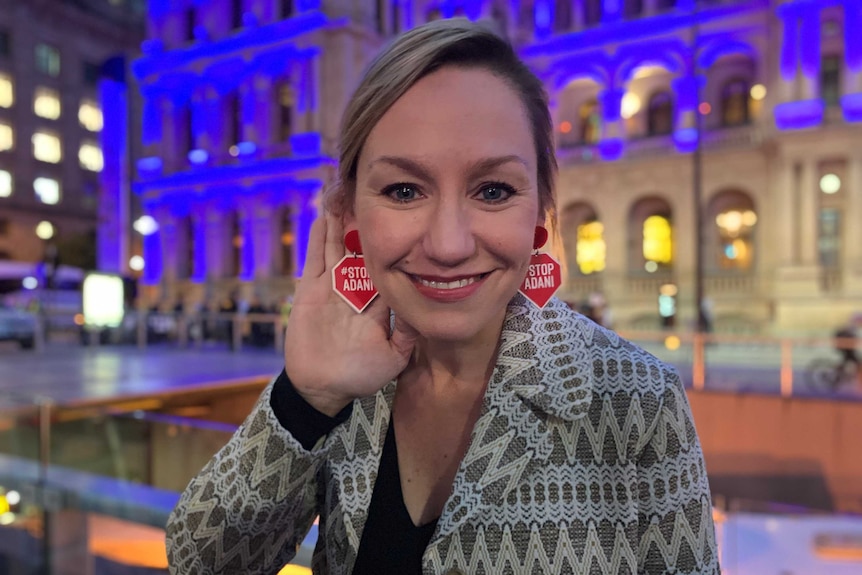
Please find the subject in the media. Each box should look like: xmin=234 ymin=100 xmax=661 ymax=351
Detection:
xmin=519 ymin=226 xmax=562 ymax=309
xmin=332 ymin=230 xmax=379 ymax=313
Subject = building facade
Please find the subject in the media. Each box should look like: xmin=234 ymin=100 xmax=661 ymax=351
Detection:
xmin=0 ymin=0 xmax=144 ymax=273
xmin=135 ymin=0 xmax=862 ymax=334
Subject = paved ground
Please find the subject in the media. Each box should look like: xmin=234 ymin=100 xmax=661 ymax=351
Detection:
xmin=0 ymin=342 xmax=284 ymax=407
xmin=0 ymin=338 xmax=858 ymax=408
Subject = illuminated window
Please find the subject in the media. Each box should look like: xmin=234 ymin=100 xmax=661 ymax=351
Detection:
xmin=32 ymin=131 xmax=62 ymax=163
xmin=34 ymin=177 xmax=60 ymax=204
xmin=721 ymin=79 xmax=750 ymax=127
xmin=579 ymin=99 xmax=601 ymax=144
xmin=34 ymin=87 xmax=61 ymax=120
xmin=576 ymin=221 xmax=606 ymax=275
xmin=715 ymin=209 xmax=757 ymax=270
xmin=0 ymin=170 xmax=11 ymax=197
xmin=35 ymin=44 xmax=60 ymax=77
xmin=79 ymin=142 xmax=103 ymax=172
xmin=643 ymin=215 xmax=673 ymax=265
xmin=79 ymin=100 xmax=103 ymax=131
xmin=0 ymin=122 xmax=12 ymax=151
xmin=0 ymin=74 xmax=13 ymax=108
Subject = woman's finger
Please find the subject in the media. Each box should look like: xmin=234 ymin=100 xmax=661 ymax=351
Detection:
xmin=323 ymin=212 xmax=346 ymax=271
xmin=301 ymin=217 xmax=326 ymax=279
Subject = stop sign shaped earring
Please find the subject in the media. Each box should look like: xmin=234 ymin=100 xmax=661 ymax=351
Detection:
xmin=332 ymin=230 xmax=379 ymax=313
xmin=518 ymin=226 xmax=562 ymax=309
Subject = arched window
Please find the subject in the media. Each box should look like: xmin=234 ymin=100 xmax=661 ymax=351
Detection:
xmin=561 ymin=203 xmax=605 ymax=276
xmin=624 ymin=0 xmax=643 ymax=19
xmin=708 ymin=190 xmax=757 ymax=272
xmin=579 ymin=99 xmax=601 ymax=144
xmin=280 ymin=207 xmax=294 ymax=276
xmin=275 ymin=82 xmax=294 ymax=143
xmin=647 ymin=91 xmax=674 ymax=136
xmin=224 ymin=92 xmax=241 ymax=147
xmin=555 ymin=0 xmax=573 ymax=31
xmin=721 ymin=78 xmax=750 ymax=127
xmin=629 ymin=197 xmax=673 ymax=273
xmin=584 ymin=0 xmax=602 ymax=27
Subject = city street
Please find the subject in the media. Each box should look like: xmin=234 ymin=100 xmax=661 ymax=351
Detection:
xmin=0 ymin=339 xmax=858 ymax=408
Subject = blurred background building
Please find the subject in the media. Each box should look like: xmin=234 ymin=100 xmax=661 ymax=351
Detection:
xmin=133 ymin=0 xmax=861 ymax=335
xmin=0 ymin=0 xmax=145 ymax=273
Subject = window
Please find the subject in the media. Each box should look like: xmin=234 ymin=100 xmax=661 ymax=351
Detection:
xmin=657 ymin=0 xmax=677 ymax=10
xmin=277 ymin=83 xmax=294 ymax=142
xmin=643 ymin=215 xmax=673 ymax=266
xmin=281 ymin=0 xmax=293 ymax=19
xmin=818 ymin=208 xmax=841 ymax=268
xmin=34 ymin=177 xmax=60 ymax=205
xmin=79 ymin=143 xmax=103 ymax=172
xmin=225 ymin=93 xmax=241 ymax=147
xmin=34 ymin=87 xmax=61 ymax=120
xmin=0 ymin=74 xmax=13 ymax=108
xmin=32 ymin=131 xmax=62 ymax=163
xmin=579 ymin=99 xmax=601 ymax=144
xmin=82 ymin=61 xmax=101 ymax=86
xmin=377 ymin=0 xmax=386 ymax=33
xmin=0 ymin=123 xmax=12 ymax=151
xmin=0 ymin=30 xmax=10 ymax=57
xmin=647 ymin=91 xmax=673 ymax=136
xmin=232 ymin=0 xmax=243 ymax=30
xmin=0 ymin=170 xmax=11 ymax=197
xmin=186 ymin=8 xmax=196 ymax=41
xmin=715 ymin=209 xmax=757 ymax=270
xmin=391 ymin=1 xmax=402 ymax=35
xmin=584 ymin=0 xmax=602 ymax=27
xmin=624 ymin=0 xmax=644 ymax=19
xmin=820 ymin=55 xmax=841 ymax=107
xmin=79 ymin=100 xmax=103 ymax=131
xmin=576 ymin=220 xmax=606 ymax=274
xmin=554 ymin=0 xmax=573 ymax=32
xmin=721 ymin=79 xmax=750 ymax=127
xmin=35 ymin=44 xmax=60 ymax=77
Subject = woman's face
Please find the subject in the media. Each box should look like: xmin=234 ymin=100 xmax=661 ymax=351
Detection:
xmin=349 ymin=66 xmax=542 ymax=343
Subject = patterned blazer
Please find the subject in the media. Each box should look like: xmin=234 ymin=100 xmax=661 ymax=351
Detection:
xmin=166 ymin=295 xmax=720 ymax=574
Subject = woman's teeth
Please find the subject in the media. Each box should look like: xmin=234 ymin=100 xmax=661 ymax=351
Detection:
xmin=418 ymin=276 xmax=479 ymax=290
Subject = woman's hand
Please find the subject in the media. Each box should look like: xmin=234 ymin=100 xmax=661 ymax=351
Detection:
xmin=283 ymin=213 xmax=418 ymax=416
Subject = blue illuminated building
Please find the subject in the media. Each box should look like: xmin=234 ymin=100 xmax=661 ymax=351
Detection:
xmin=136 ymin=0 xmax=862 ymax=333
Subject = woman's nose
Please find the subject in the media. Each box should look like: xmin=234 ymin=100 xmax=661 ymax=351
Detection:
xmin=421 ymin=197 xmax=475 ymax=266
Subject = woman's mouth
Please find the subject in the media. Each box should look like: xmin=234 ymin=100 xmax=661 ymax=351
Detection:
xmin=409 ymin=273 xmax=490 ymax=300
xmin=414 ymin=274 xmax=486 ymax=290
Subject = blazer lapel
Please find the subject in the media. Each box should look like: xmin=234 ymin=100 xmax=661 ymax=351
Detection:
xmin=324 ymin=382 xmax=395 ymax=573
xmin=427 ymin=296 xmax=596 ymax=553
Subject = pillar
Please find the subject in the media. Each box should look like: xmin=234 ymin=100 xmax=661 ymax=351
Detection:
xmin=253 ymin=202 xmax=276 ymax=280
xmin=844 ymin=155 xmax=862 ymax=288
xmin=191 ymin=212 xmax=207 ymax=283
xmin=204 ymin=209 xmax=229 ymax=280
xmin=238 ymin=207 xmax=255 ymax=282
xmin=292 ymin=192 xmax=318 ymax=278
xmin=842 ymin=0 xmax=862 ymax=122
xmin=777 ymin=8 xmax=799 ymax=103
xmin=160 ymin=215 xmax=179 ymax=284
xmin=598 ymin=88 xmax=625 ymax=160
xmin=798 ymin=5 xmax=821 ymax=102
xmin=672 ymin=75 xmax=701 ymax=153
xmin=774 ymin=157 xmax=796 ymax=267
xmin=798 ymin=160 xmax=818 ymax=267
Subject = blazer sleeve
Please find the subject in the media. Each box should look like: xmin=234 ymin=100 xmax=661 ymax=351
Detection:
xmin=636 ymin=368 xmax=721 ymax=575
xmin=165 ymin=375 xmax=329 ymax=575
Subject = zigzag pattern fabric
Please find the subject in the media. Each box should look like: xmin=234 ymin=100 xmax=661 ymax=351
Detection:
xmin=166 ymin=295 xmax=720 ymax=574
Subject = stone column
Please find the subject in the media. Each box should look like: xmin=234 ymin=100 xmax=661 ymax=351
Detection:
xmin=798 ymin=160 xmax=818 ymax=266
xmin=191 ymin=87 xmax=208 ymax=151
xmin=774 ymin=157 xmax=796 ymax=267
xmin=205 ymin=209 xmax=229 ymax=280
xmin=672 ymin=75 xmax=701 ymax=153
xmin=253 ymin=202 xmax=277 ymax=280
xmin=160 ymin=214 xmax=179 ymax=284
xmin=191 ymin=212 xmax=207 ymax=283
xmin=844 ymin=155 xmax=862 ymax=289
xmin=598 ymin=88 xmax=625 ymax=161
xmin=238 ymin=206 xmax=255 ymax=282
xmin=141 ymin=89 xmax=162 ymax=146
xmin=253 ymin=74 xmax=273 ymax=146
xmin=292 ymin=192 xmax=319 ymax=278
xmin=778 ymin=9 xmax=799 ymax=103
xmin=798 ymin=5 xmax=821 ymax=101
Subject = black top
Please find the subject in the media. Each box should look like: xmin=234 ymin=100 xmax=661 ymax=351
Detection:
xmin=271 ymin=370 xmax=438 ymax=574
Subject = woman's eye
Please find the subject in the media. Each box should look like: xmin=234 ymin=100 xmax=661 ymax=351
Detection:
xmin=478 ymin=183 xmax=515 ymax=202
xmin=384 ymin=184 xmax=418 ymax=202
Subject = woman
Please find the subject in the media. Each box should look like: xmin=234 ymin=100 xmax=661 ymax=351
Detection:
xmin=166 ymin=18 xmax=719 ymax=575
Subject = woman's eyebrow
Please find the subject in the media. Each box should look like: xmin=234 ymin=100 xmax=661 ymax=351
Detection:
xmin=367 ymin=155 xmax=530 ymax=181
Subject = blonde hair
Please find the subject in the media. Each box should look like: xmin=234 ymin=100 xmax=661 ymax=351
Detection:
xmin=324 ymin=18 xmax=558 ymax=227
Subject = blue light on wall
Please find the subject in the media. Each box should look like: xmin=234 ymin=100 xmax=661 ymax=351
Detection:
xmin=774 ymin=99 xmax=824 ymax=130
xmin=673 ymin=127 xmax=698 ymax=154
xmin=598 ymin=138 xmax=624 ymax=161
xmin=142 ymin=230 xmax=162 ymax=285
xmin=842 ymin=93 xmax=862 ymax=123
xmin=188 ymin=149 xmax=209 ymax=165
xmin=98 ymin=61 xmax=128 ymax=275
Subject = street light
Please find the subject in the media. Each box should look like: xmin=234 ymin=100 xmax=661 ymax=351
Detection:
xmin=35 ymin=221 xmax=54 ymax=240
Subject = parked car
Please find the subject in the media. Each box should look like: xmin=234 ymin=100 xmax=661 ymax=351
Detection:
xmin=0 ymin=303 xmax=37 ymax=349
